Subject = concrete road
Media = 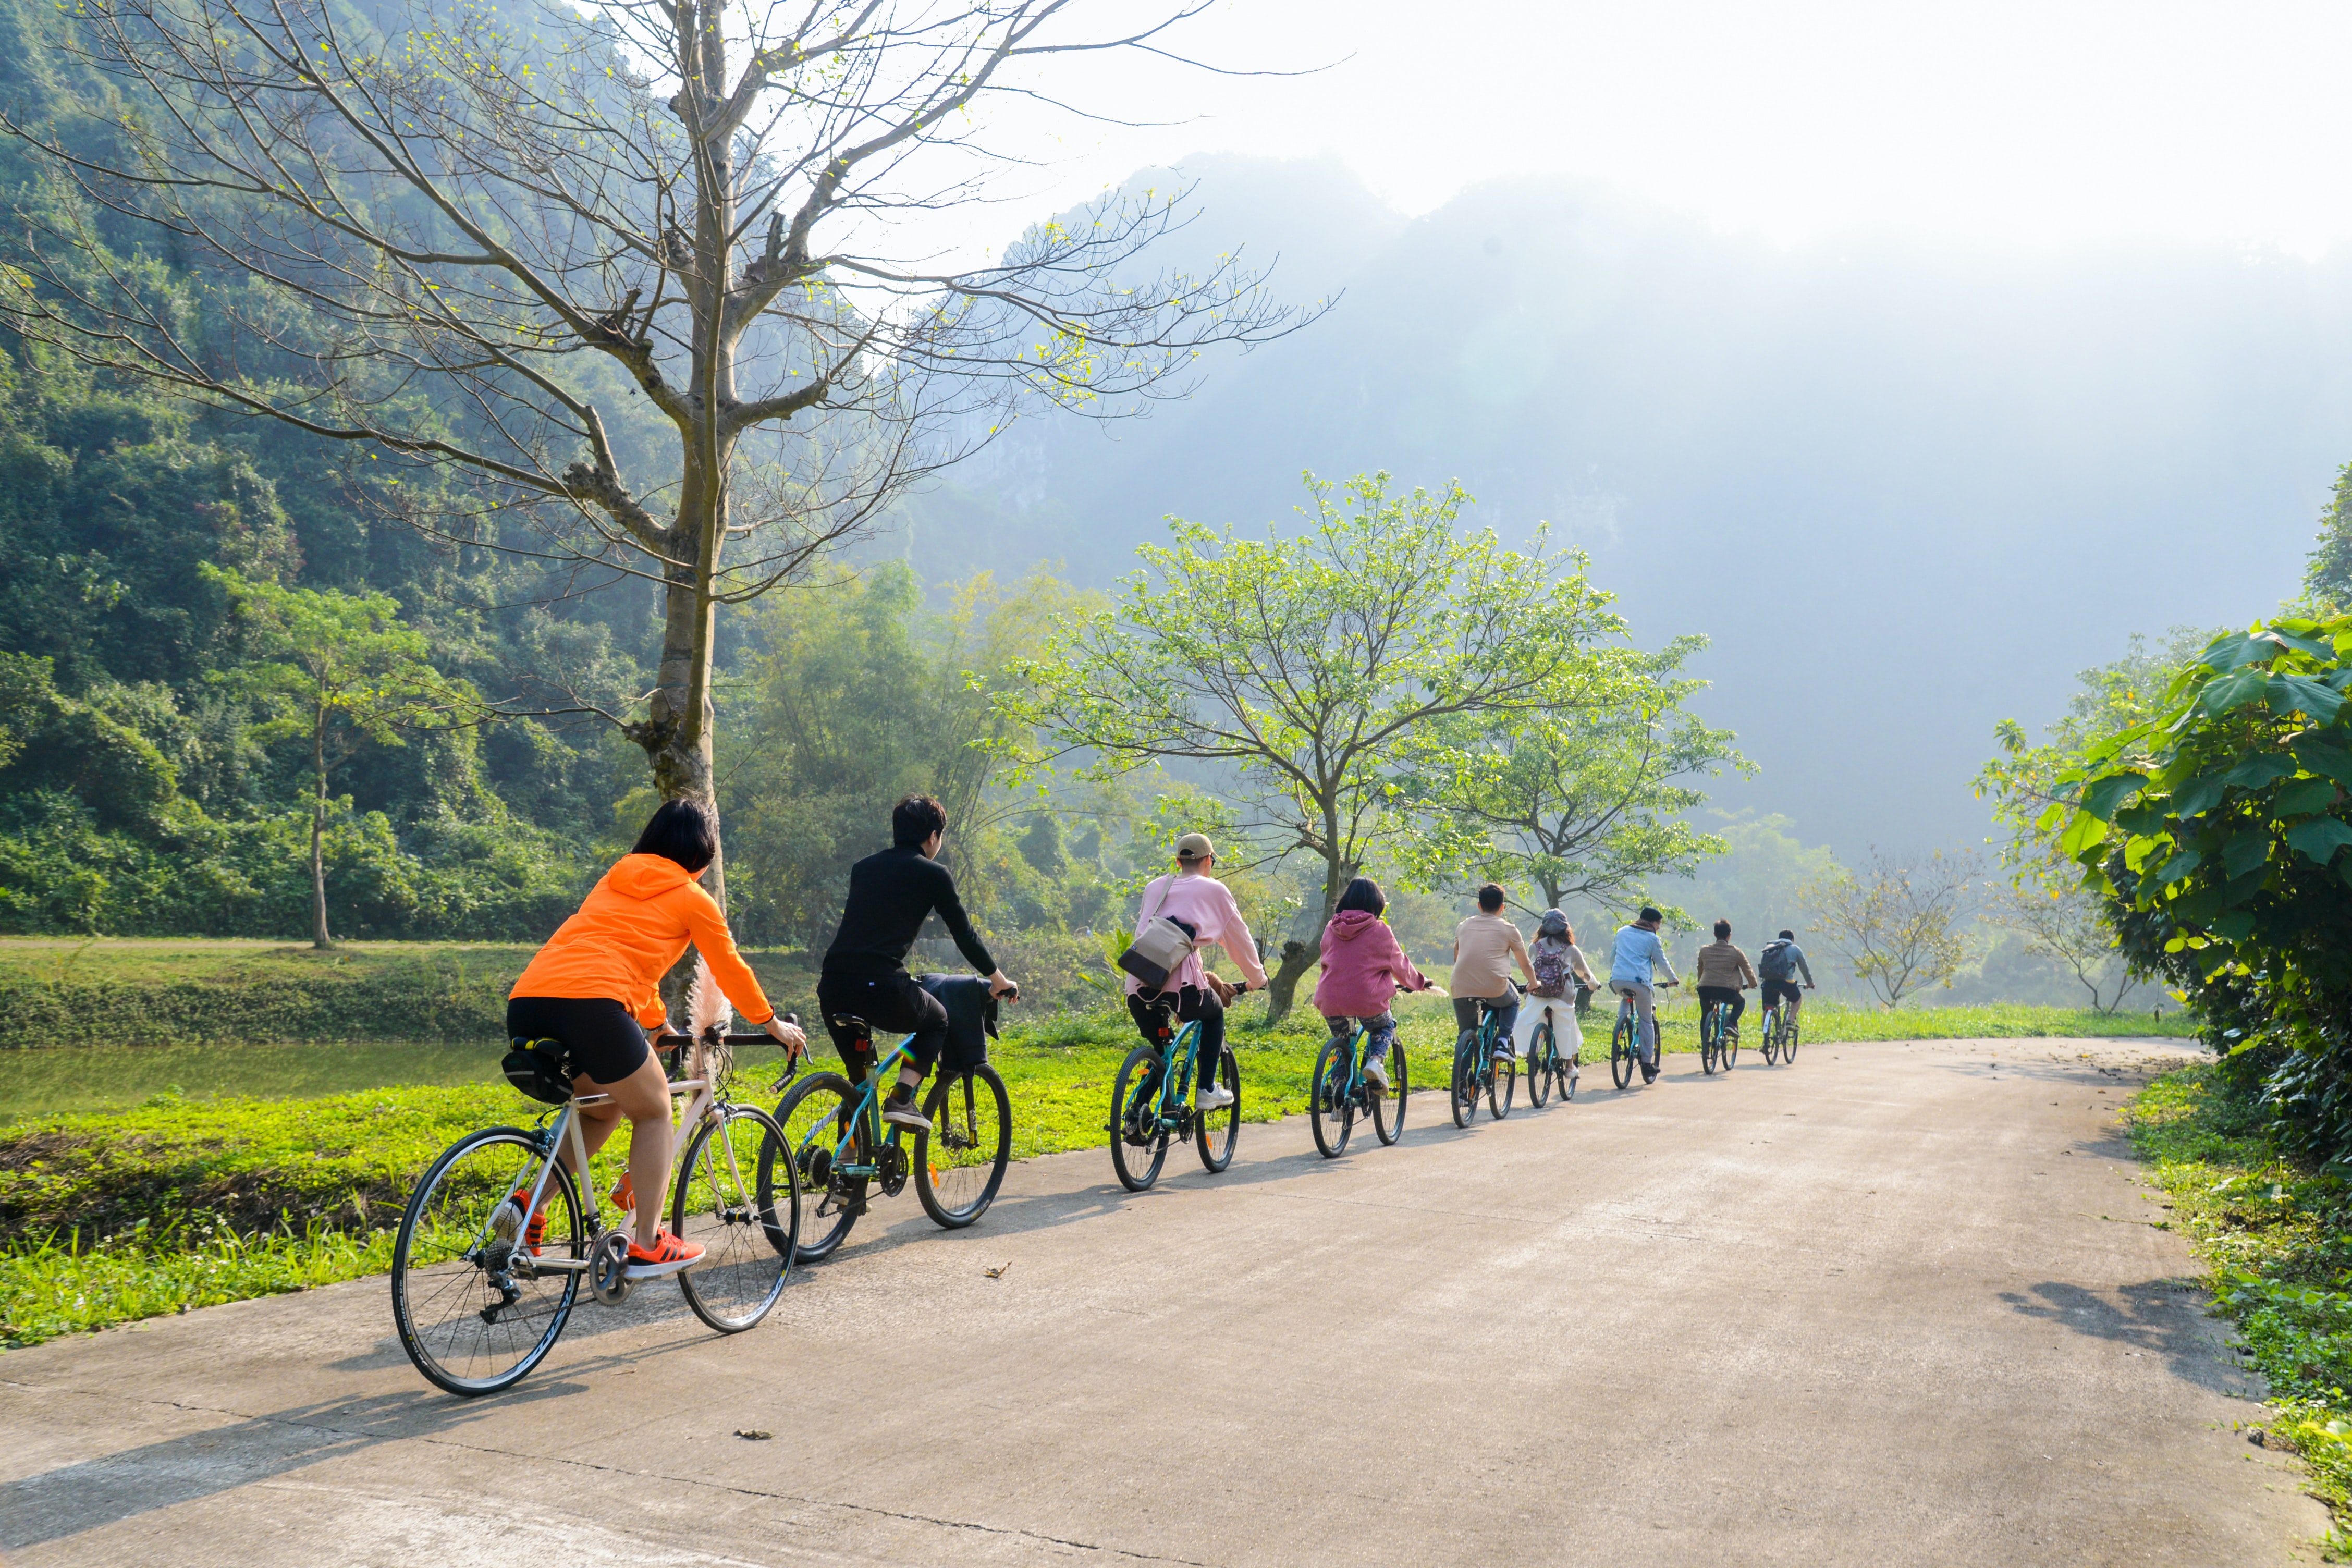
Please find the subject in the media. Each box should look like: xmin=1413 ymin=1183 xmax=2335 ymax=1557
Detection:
xmin=0 ymin=1038 xmax=2324 ymax=1566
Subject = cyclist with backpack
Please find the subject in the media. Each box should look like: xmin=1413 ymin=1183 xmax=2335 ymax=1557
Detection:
xmin=1757 ymin=928 xmax=1818 ymax=1021
xmin=1513 ymin=908 xmax=1597 ymax=1062
xmin=1122 ymin=832 xmax=1268 ymax=1111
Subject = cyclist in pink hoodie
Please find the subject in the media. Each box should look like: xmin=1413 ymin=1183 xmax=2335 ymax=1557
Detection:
xmin=1312 ymin=877 xmax=1432 ymax=1092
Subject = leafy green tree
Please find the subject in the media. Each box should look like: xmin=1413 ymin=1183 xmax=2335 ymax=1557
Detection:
xmin=2048 ymin=615 xmax=2352 ymax=1159
xmin=1797 ymin=848 xmax=1985 ymax=1006
xmin=1412 ymin=635 xmax=1747 ymax=913
xmin=1001 ymin=472 xmax=1624 ymax=1023
xmin=2308 ymin=463 xmax=2352 ymax=609
xmin=206 ymin=566 xmax=479 ymax=948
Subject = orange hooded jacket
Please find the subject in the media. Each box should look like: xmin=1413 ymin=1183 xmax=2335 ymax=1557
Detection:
xmin=510 ymin=853 xmax=775 ymax=1029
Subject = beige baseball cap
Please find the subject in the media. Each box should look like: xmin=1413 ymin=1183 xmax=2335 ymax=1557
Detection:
xmin=1175 ymin=832 xmax=1215 ymax=862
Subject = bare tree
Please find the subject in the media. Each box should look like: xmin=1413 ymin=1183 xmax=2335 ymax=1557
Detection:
xmin=1799 ymin=847 xmax=1986 ymax=1007
xmin=1986 ymin=879 xmax=2138 ymax=1013
xmin=3 ymin=0 xmax=1310 ymax=900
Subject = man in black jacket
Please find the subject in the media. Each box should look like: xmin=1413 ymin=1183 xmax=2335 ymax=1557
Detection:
xmin=818 ymin=794 xmax=1019 ymax=1131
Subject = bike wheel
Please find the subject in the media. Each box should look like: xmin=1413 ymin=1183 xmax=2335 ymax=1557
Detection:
xmin=391 ymin=1126 xmax=583 ymax=1397
xmin=1699 ymin=1007 xmax=1719 ymax=1074
xmin=1784 ymin=1014 xmax=1801 ymax=1063
xmin=1310 ymin=1035 xmax=1354 ymax=1158
xmin=1196 ymin=1047 xmax=1240 ymax=1174
xmin=1487 ymin=1048 xmax=1514 ymax=1120
xmin=1722 ymin=1021 xmax=1740 ymax=1071
xmin=673 ymin=1103 xmax=797 ymax=1333
xmin=1450 ymin=1032 xmax=1482 ymax=1129
xmin=1371 ymin=1036 xmax=1408 ymax=1145
xmin=1761 ymin=1009 xmax=1781 ymax=1065
xmin=1527 ymin=1023 xmax=1553 ymax=1109
xmin=1110 ymin=1044 xmax=1171 ymax=1192
xmin=774 ymin=1071 xmax=862 ymax=1263
xmin=1561 ymin=1042 xmax=1581 ymax=1102
xmin=916 ymin=1064 xmax=1011 ymax=1228
xmin=1610 ymin=1012 xmax=1636 ymax=1091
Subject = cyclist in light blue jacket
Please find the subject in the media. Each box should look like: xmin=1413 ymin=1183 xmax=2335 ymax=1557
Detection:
xmin=1609 ymin=906 xmax=1682 ymax=1082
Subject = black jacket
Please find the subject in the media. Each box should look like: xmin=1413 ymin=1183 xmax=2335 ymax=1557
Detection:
xmin=821 ymin=845 xmax=998 ymax=979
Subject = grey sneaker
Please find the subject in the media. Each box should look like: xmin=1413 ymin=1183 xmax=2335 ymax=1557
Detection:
xmin=881 ymin=1089 xmax=931 ymax=1132
xmin=1196 ymin=1083 xmax=1236 ymax=1111
xmin=1359 ymin=1051 xmax=1390 ymax=1091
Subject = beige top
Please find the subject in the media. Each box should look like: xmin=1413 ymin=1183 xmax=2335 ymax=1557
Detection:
xmin=1451 ymin=914 xmax=1533 ymax=998
xmin=1692 ymin=941 xmax=1758 ymax=989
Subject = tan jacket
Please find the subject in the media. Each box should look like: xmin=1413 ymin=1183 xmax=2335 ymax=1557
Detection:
xmin=1692 ymin=941 xmax=1757 ymax=990
xmin=1451 ymin=914 xmax=1533 ymax=998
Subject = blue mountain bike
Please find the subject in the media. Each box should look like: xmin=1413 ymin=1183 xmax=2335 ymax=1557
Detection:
xmin=771 ymin=1013 xmax=1012 ymax=1262
xmin=1311 ymin=1018 xmax=1408 ymax=1157
xmin=1110 ymin=1002 xmax=1243 ymax=1191
xmin=1451 ymin=994 xmax=1518 ymax=1128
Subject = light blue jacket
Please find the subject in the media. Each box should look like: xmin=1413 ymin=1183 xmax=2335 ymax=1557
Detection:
xmin=1609 ymin=924 xmax=1680 ymax=988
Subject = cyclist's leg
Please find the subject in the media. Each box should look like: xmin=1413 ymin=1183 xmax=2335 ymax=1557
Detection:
xmin=1189 ymin=985 xmax=1227 ymax=1088
xmin=508 ymin=996 xmax=656 ymax=1220
xmin=1124 ymin=991 xmax=1174 ymax=1101
xmin=1624 ymin=983 xmax=1657 ymax=1062
xmin=1485 ymin=994 xmax=1521 ymax=1054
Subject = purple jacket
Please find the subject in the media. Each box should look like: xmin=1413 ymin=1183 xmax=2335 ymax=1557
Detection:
xmin=1311 ymin=910 xmax=1430 ymax=1018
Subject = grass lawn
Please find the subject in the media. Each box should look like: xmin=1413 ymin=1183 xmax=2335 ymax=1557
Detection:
xmin=2126 ymin=1063 xmax=2352 ymax=1554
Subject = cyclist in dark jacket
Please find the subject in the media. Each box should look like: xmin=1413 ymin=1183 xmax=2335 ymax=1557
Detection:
xmin=1756 ymin=929 xmax=1817 ymax=1020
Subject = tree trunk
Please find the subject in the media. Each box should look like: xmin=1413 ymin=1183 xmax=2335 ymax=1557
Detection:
xmin=310 ymin=705 xmax=333 ymax=950
xmin=1262 ymin=852 xmax=1355 ymax=1026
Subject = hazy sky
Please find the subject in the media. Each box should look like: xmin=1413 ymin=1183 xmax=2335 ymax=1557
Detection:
xmin=962 ymin=1 xmax=2352 ymax=256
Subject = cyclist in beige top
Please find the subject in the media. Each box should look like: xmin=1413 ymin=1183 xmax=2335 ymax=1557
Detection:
xmin=1691 ymin=918 xmax=1757 ymax=1038
xmin=1451 ymin=883 xmax=1535 ymax=1055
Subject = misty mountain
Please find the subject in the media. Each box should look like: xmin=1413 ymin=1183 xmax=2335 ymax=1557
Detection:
xmin=890 ymin=153 xmax=2352 ymax=856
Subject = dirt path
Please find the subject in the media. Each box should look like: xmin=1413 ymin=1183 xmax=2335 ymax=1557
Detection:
xmin=0 ymin=1037 xmax=2322 ymax=1565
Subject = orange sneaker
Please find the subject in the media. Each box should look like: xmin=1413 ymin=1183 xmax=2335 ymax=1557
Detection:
xmin=622 ymin=1228 xmax=703 ymax=1279
xmin=609 ymin=1173 xmax=636 ymax=1217
xmin=506 ymin=1188 xmax=549 ymax=1255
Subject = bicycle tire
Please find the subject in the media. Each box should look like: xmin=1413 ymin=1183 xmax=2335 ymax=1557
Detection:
xmin=391 ymin=1126 xmax=583 ymax=1397
xmin=1761 ymin=1008 xmax=1781 ymax=1065
xmin=1196 ymin=1046 xmax=1240 ymax=1173
xmin=1110 ymin=1044 xmax=1171 ymax=1192
xmin=1370 ymin=1036 xmax=1408 ymax=1145
xmin=915 ymin=1064 xmax=1012 ymax=1228
xmin=1450 ymin=1031 xmax=1481 ymax=1129
xmin=1561 ymin=1041 xmax=1580 ymax=1102
xmin=673 ymin=1103 xmax=797 ymax=1333
xmin=1310 ymin=1034 xmax=1354 ymax=1158
xmin=1699 ymin=1005 xmax=1720 ymax=1074
xmin=1487 ymin=1044 xmax=1514 ymax=1120
xmin=1527 ymin=1021 xmax=1553 ymax=1108
xmin=1784 ymin=1013 xmax=1801 ymax=1064
xmin=774 ymin=1071 xmax=862 ymax=1263
xmin=1721 ymin=1019 xmax=1740 ymax=1071
xmin=1611 ymin=1011 xmax=1636 ymax=1091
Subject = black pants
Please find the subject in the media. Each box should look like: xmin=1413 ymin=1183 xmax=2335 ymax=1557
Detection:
xmin=1761 ymin=980 xmax=1804 ymax=1011
xmin=817 ymin=971 xmax=948 ymax=1087
xmin=1128 ymin=986 xmax=1223 ymax=1088
xmin=1452 ymin=992 xmax=1520 ymax=1045
xmin=1697 ymin=985 xmax=1746 ymax=1030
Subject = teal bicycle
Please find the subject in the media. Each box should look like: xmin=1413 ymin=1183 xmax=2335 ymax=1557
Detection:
xmin=1450 ymin=993 xmax=1519 ymax=1128
xmin=1110 ymin=991 xmax=1247 ymax=1191
xmin=1310 ymin=1017 xmax=1409 ymax=1158
xmin=770 ymin=1002 xmax=1014 ymax=1263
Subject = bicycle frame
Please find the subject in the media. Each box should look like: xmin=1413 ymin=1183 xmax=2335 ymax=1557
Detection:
xmin=797 ymin=1029 xmax=922 ymax=1179
xmin=1138 ymin=1018 xmax=1205 ymax=1129
xmin=1326 ymin=1022 xmax=1368 ymax=1099
xmin=490 ymin=1038 xmax=724 ymax=1277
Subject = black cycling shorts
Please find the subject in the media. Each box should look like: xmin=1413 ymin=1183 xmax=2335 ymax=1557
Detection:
xmin=506 ymin=996 xmax=651 ymax=1086
xmin=1760 ymin=980 xmax=1805 ymax=1010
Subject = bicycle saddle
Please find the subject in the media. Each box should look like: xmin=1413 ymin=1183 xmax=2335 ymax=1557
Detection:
xmin=828 ymin=1013 xmax=875 ymax=1035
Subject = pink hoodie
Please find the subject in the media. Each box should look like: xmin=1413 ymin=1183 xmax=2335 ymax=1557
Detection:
xmin=1311 ymin=910 xmax=1430 ymax=1018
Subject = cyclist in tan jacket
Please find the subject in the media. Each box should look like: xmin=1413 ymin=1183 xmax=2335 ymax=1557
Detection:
xmin=1691 ymin=920 xmax=1757 ymax=1039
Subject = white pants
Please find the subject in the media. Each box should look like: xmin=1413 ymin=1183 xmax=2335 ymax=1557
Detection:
xmin=1512 ymin=996 xmax=1583 ymax=1057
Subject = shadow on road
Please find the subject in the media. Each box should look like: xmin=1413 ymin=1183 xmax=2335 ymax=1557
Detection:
xmin=0 ymin=1382 xmax=580 ymax=1550
xmin=1997 ymin=1279 xmax=2244 ymax=1393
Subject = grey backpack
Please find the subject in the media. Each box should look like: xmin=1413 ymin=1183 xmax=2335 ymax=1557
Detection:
xmin=1758 ymin=940 xmax=1798 ymax=983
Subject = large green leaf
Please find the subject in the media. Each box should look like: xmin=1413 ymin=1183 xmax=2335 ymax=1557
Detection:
xmin=2224 ymin=753 xmax=2296 ymax=790
xmin=2060 ymin=812 xmax=2110 ymax=863
xmin=2294 ymin=734 xmax=2352 ymax=786
xmin=2199 ymin=666 xmax=2271 ymax=715
xmin=2223 ymin=829 xmax=2272 ymax=879
xmin=2155 ymin=847 xmax=2202 ymax=885
xmin=2201 ymin=633 xmax=2282 ymax=672
xmin=2079 ymin=770 xmax=2148 ymax=821
xmin=2171 ymin=770 xmax=2232 ymax=819
xmin=2269 ymin=675 xmax=2347 ymax=724
xmin=2212 ymin=910 xmax=2258 ymax=942
xmin=2274 ymin=777 xmax=2339 ymax=817
xmin=2285 ymin=817 xmax=2352 ymax=865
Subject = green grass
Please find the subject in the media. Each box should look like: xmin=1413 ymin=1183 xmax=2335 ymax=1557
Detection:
xmin=2126 ymin=1063 xmax=2352 ymax=1554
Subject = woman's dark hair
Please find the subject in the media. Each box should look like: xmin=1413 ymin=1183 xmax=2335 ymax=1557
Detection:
xmin=892 ymin=793 xmax=947 ymax=848
xmin=631 ymin=798 xmax=717 ymax=874
xmin=1477 ymin=883 xmax=1505 ymax=912
xmin=1713 ymin=918 xmax=1731 ymax=940
xmin=1336 ymin=877 xmax=1387 ymax=918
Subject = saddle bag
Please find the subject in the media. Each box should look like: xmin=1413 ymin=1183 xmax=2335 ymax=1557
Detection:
xmin=501 ymin=1037 xmax=574 ymax=1105
xmin=1116 ymin=880 xmax=1199 ymax=988
xmin=920 ymin=974 xmax=1000 ymax=1072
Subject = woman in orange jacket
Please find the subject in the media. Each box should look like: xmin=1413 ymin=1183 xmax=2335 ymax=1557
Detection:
xmin=508 ymin=799 xmax=804 ymax=1278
